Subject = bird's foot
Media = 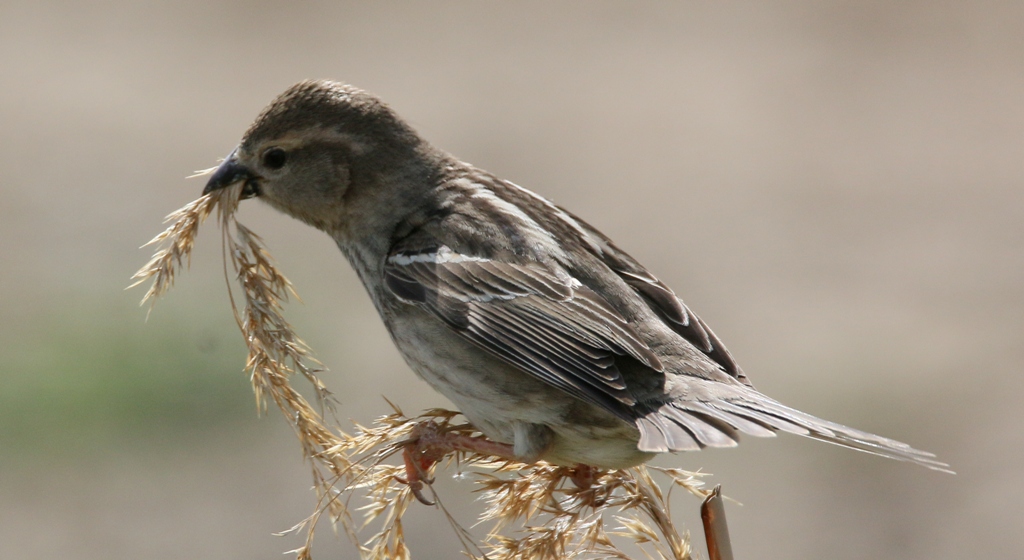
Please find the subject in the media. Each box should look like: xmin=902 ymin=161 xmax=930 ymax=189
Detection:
xmin=568 ymin=464 xmax=603 ymax=489
xmin=565 ymin=464 xmax=610 ymax=507
xmin=398 ymin=420 xmax=517 ymax=505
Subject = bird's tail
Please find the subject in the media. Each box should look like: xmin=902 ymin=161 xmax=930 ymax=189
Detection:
xmin=636 ymin=393 xmax=953 ymax=473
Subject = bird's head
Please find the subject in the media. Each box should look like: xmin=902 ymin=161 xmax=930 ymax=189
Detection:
xmin=203 ymin=80 xmax=436 ymax=235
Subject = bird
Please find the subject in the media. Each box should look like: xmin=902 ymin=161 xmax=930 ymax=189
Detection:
xmin=202 ymin=80 xmax=950 ymax=494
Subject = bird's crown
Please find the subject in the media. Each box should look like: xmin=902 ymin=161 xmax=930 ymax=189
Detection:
xmin=242 ymin=80 xmax=415 ymax=148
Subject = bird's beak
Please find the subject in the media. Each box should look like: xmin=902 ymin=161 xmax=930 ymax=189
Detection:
xmin=203 ymin=148 xmax=260 ymax=198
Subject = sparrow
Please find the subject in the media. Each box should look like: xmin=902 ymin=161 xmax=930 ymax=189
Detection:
xmin=202 ymin=80 xmax=950 ymax=481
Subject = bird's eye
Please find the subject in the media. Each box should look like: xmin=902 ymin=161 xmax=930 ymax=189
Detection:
xmin=262 ymin=147 xmax=287 ymax=170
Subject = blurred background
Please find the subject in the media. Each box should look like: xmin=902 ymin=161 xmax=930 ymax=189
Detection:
xmin=1 ymin=1 xmax=1021 ymax=558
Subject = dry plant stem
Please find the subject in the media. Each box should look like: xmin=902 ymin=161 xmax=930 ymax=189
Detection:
xmin=701 ymin=485 xmax=733 ymax=560
xmin=132 ymin=187 xmax=713 ymax=560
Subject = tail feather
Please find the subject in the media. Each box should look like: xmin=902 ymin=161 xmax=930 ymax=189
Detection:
xmin=638 ymin=415 xmax=699 ymax=452
xmin=638 ymin=395 xmax=953 ymax=474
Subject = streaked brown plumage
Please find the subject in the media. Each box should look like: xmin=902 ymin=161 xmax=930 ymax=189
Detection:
xmin=203 ymin=80 xmax=951 ymax=473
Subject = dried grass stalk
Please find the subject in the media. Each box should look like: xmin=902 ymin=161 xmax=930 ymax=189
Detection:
xmin=132 ymin=185 xmax=712 ymax=560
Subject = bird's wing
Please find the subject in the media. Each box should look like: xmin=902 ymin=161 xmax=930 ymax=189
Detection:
xmin=559 ymin=209 xmax=751 ymax=387
xmin=383 ymin=243 xmax=664 ymax=420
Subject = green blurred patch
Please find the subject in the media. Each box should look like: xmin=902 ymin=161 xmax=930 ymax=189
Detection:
xmin=1 ymin=300 xmax=256 ymax=458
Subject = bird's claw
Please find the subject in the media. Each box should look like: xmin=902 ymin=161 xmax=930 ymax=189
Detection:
xmin=394 ymin=473 xmax=436 ymax=506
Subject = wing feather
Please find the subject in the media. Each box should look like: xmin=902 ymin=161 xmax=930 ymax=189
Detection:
xmin=384 ymin=244 xmax=663 ymax=418
xmin=560 ymin=209 xmax=751 ymax=386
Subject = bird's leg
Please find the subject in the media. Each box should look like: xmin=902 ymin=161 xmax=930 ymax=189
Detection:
xmin=399 ymin=420 xmax=518 ymax=505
